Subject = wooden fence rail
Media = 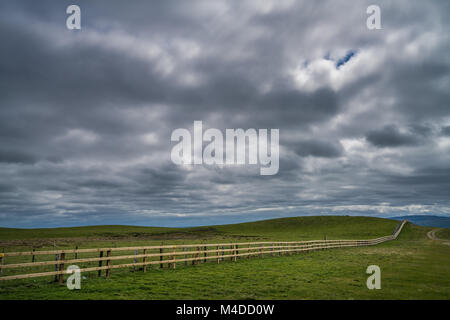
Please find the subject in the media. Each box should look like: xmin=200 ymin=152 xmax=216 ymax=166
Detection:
xmin=0 ymin=220 xmax=407 ymax=282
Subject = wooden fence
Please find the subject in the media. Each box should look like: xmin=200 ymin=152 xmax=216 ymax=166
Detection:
xmin=0 ymin=220 xmax=407 ymax=283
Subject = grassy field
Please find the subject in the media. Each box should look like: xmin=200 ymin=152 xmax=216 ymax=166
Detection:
xmin=0 ymin=216 xmax=449 ymax=300
xmin=436 ymin=228 xmax=450 ymax=240
xmin=0 ymin=216 xmax=398 ymax=240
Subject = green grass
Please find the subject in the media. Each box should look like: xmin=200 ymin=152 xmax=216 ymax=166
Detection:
xmin=0 ymin=217 xmax=448 ymax=300
xmin=0 ymin=225 xmax=176 ymax=240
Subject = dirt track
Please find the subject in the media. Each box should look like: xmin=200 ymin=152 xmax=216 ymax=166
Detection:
xmin=427 ymin=229 xmax=439 ymax=240
xmin=427 ymin=229 xmax=450 ymax=245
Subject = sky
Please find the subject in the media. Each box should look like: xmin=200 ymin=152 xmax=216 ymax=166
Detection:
xmin=0 ymin=0 xmax=449 ymax=228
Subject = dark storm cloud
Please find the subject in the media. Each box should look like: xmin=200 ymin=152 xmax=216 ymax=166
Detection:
xmin=365 ymin=125 xmax=420 ymax=148
xmin=0 ymin=149 xmax=38 ymax=164
xmin=292 ymin=140 xmax=342 ymax=158
xmin=441 ymin=126 xmax=450 ymax=136
xmin=0 ymin=0 xmax=449 ymax=228
xmin=0 ymin=184 xmax=17 ymax=193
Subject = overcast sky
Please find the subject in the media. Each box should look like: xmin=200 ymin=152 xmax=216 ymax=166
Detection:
xmin=1 ymin=0 xmax=449 ymax=228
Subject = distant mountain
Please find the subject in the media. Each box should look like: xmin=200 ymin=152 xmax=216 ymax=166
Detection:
xmin=389 ymin=215 xmax=450 ymax=228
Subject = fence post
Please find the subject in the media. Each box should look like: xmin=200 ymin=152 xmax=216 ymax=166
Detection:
xmin=53 ymin=241 xmax=58 ymax=282
xmin=234 ymin=245 xmax=238 ymax=262
xmin=172 ymin=246 xmax=176 ymax=269
xmin=184 ymin=246 xmax=187 ymax=266
xmin=217 ymin=246 xmax=220 ymax=264
xmin=196 ymin=246 xmax=200 ymax=265
xmin=192 ymin=247 xmax=197 ymax=265
xmin=160 ymin=243 xmax=163 ymax=268
xmin=32 ymin=249 xmax=35 ymax=263
xmin=197 ymin=246 xmax=200 ymax=265
xmin=106 ymin=250 xmax=111 ymax=278
xmin=143 ymin=249 xmax=147 ymax=272
xmin=58 ymin=252 xmax=65 ymax=285
xmin=168 ymin=246 xmax=172 ymax=269
xmin=75 ymin=245 xmax=78 ymax=260
xmin=0 ymin=251 xmax=4 ymax=276
xmin=133 ymin=249 xmax=138 ymax=272
xmin=271 ymin=243 xmax=274 ymax=256
xmin=203 ymin=246 xmax=207 ymax=263
xmin=54 ymin=253 xmax=59 ymax=282
xmin=222 ymin=246 xmax=224 ymax=261
xmin=98 ymin=251 xmax=104 ymax=277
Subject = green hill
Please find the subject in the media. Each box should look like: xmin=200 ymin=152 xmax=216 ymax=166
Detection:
xmin=390 ymin=215 xmax=450 ymax=228
xmin=213 ymin=216 xmax=398 ymax=240
xmin=0 ymin=216 xmax=399 ymax=243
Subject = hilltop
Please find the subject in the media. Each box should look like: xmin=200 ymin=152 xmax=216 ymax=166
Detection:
xmin=0 ymin=215 xmax=399 ymax=243
xmin=389 ymin=215 xmax=450 ymax=228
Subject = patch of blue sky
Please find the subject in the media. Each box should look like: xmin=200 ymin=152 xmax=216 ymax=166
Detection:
xmin=336 ymin=50 xmax=357 ymax=69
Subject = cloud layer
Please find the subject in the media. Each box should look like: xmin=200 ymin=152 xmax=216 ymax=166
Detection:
xmin=0 ymin=0 xmax=449 ymax=227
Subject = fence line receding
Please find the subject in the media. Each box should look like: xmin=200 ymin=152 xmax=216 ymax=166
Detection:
xmin=0 ymin=220 xmax=407 ymax=282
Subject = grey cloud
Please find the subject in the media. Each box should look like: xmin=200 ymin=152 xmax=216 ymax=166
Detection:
xmin=365 ymin=125 xmax=421 ymax=148
xmin=0 ymin=184 xmax=17 ymax=193
xmin=441 ymin=126 xmax=450 ymax=136
xmin=0 ymin=149 xmax=38 ymax=164
xmin=292 ymin=140 xmax=343 ymax=158
xmin=0 ymin=0 xmax=449 ymax=227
